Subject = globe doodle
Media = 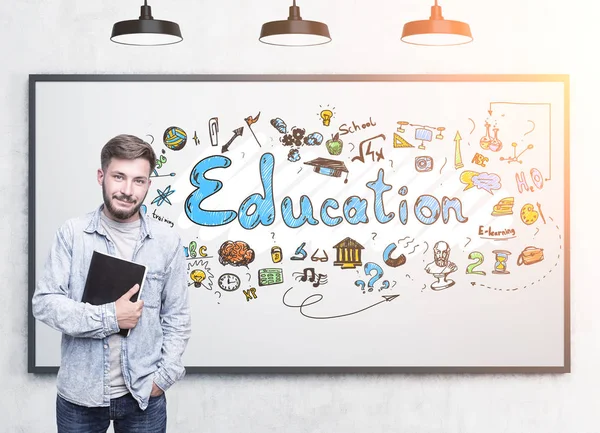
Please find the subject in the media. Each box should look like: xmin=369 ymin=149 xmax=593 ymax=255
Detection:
xmin=163 ymin=126 xmax=187 ymax=151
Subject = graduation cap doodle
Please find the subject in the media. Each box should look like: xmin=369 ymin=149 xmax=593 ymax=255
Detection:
xmin=304 ymin=157 xmax=349 ymax=184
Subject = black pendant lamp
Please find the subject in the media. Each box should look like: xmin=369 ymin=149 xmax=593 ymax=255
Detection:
xmin=259 ymin=1 xmax=331 ymax=47
xmin=111 ymin=1 xmax=183 ymax=46
xmin=401 ymin=0 xmax=472 ymax=46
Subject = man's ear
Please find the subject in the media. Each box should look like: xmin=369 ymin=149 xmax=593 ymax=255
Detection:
xmin=97 ymin=168 xmax=104 ymax=186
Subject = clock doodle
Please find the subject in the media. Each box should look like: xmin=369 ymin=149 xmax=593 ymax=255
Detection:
xmin=217 ymin=273 xmax=241 ymax=292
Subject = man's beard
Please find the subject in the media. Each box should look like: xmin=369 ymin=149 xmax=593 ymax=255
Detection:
xmin=434 ymin=255 xmax=449 ymax=267
xmin=102 ymin=182 xmax=146 ymax=221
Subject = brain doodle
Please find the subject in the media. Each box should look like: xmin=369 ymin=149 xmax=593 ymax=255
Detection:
xmin=218 ymin=240 xmax=255 ymax=267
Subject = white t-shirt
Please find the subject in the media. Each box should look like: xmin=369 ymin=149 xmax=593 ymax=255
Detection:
xmin=99 ymin=212 xmax=141 ymax=399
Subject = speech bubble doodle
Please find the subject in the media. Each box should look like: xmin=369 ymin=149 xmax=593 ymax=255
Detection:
xmin=460 ymin=171 xmax=478 ymax=191
xmin=460 ymin=171 xmax=501 ymax=194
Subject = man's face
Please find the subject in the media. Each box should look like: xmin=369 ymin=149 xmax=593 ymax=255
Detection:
xmin=97 ymin=158 xmax=152 ymax=223
xmin=433 ymin=241 xmax=450 ymax=267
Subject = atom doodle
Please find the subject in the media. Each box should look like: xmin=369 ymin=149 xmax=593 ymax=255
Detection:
xmin=151 ymin=185 xmax=175 ymax=206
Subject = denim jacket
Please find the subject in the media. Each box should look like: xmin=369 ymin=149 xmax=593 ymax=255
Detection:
xmin=32 ymin=205 xmax=191 ymax=410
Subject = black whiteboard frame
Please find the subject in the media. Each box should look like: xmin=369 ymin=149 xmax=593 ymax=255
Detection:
xmin=28 ymin=74 xmax=570 ymax=374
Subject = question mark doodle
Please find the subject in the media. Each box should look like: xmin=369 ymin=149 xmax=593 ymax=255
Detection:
xmin=525 ymin=120 xmax=536 ymax=136
xmin=468 ymin=118 xmax=476 ymax=134
xmin=464 ymin=237 xmax=472 ymax=247
xmin=215 ymin=291 xmax=221 ymax=304
xmin=354 ymin=280 xmax=366 ymax=292
xmin=392 ymin=281 xmax=397 ymax=288
xmin=298 ymin=167 xmax=302 ymax=174
xmin=246 ymin=273 xmax=251 ymax=281
xmin=534 ymin=227 xmax=539 ymax=237
xmin=405 ymin=274 xmax=413 ymax=281
xmin=242 ymin=152 xmax=245 ymax=159
xmin=422 ymin=241 xmax=429 ymax=254
xmin=146 ymin=134 xmax=154 ymax=144
xmin=439 ymin=157 xmax=447 ymax=174
xmin=354 ymin=262 xmax=388 ymax=293
xmin=349 ymin=143 xmax=355 ymax=152
xmin=271 ymin=232 xmax=275 ymax=241
xmin=372 ymin=232 xmax=377 ymax=241
xmin=421 ymin=284 xmax=426 ymax=292
xmin=389 ymin=160 xmax=394 ymax=168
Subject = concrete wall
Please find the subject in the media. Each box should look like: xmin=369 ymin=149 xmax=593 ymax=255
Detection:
xmin=2 ymin=0 xmax=598 ymax=431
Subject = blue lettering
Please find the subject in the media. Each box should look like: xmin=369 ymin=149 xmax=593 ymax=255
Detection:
xmin=442 ymin=197 xmax=468 ymax=224
xmin=343 ymin=196 xmax=369 ymax=225
xmin=414 ymin=195 xmax=440 ymax=225
xmin=238 ymin=153 xmax=276 ymax=229
xmin=366 ymin=168 xmax=394 ymax=224
xmin=320 ymin=198 xmax=343 ymax=226
xmin=281 ymin=195 xmax=319 ymax=228
xmin=185 ymin=156 xmax=237 ymax=226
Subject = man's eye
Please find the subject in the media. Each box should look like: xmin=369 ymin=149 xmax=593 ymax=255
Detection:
xmin=135 ymin=179 xmax=147 ymax=185
xmin=114 ymin=175 xmax=123 ymax=180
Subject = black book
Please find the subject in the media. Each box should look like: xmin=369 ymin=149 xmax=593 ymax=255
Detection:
xmin=82 ymin=250 xmax=148 ymax=337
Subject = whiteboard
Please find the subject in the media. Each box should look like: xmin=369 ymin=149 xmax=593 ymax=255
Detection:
xmin=28 ymin=75 xmax=570 ymax=373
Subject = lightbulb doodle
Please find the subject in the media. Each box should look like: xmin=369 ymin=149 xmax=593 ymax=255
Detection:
xmin=318 ymin=105 xmax=335 ymax=127
xmin=187 ymin=260 xmax=214 ymax=290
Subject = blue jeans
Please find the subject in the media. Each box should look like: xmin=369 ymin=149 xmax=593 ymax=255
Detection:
xmin=56 ymin=393 xmax=167 ymax=433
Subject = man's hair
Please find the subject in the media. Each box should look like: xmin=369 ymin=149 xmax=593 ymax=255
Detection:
xmin=100 ymin=134 xmax=157 ymax=175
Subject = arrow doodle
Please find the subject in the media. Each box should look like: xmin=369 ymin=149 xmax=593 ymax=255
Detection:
xmin=221 ymin=127 xmax=244 ymax=153
xmin=283 ymin=287 xmax=399 ymax=320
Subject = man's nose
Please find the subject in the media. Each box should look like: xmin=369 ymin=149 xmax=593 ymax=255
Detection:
xmin=120 ymin=180 xmax=134 ymax=195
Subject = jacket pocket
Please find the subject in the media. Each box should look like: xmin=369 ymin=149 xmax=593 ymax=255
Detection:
xmin=140 ymin=272 xmax=165 ymax=308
